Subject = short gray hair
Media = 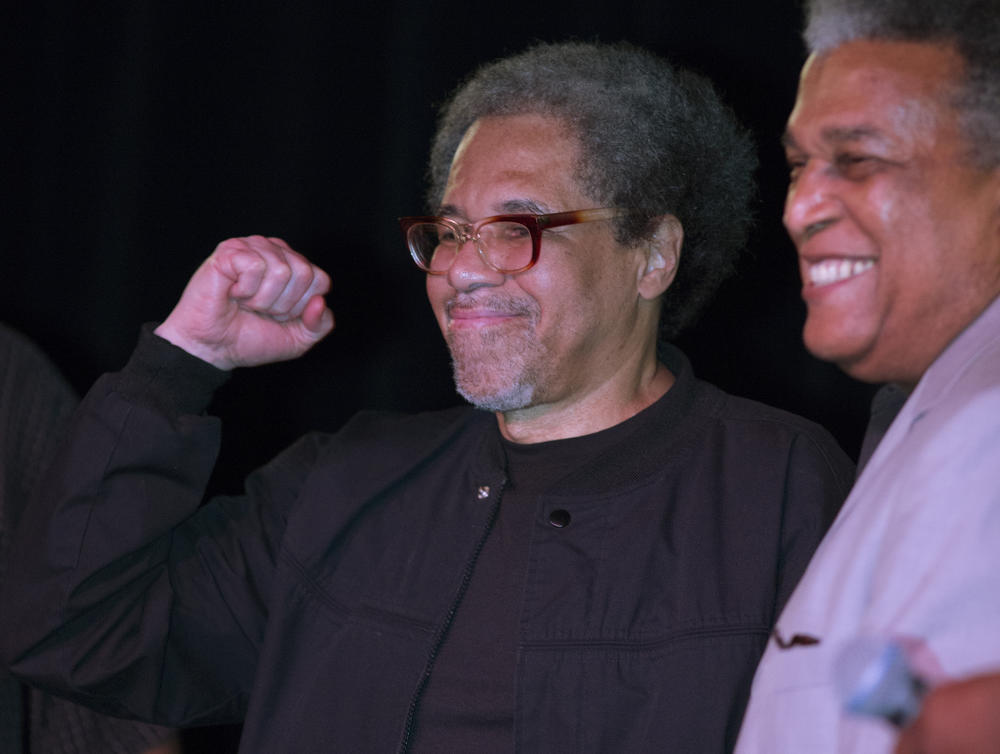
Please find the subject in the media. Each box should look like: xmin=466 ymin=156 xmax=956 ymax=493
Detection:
xmin=427 ymin=41 xmax=757 ymax=339
xmin=804 ymin=0 xmax=1000 ymax=169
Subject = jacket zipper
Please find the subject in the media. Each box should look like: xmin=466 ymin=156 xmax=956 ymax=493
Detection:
xmin=396 ymin=478 xmax=506 ymax=753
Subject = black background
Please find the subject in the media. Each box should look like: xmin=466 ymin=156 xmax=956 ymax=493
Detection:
xmin=4 ymin=1 xmax=877 ymax=748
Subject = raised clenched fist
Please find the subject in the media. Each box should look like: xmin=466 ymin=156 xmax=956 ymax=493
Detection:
xmin=155 ymin=235 xmax=334 ymax=370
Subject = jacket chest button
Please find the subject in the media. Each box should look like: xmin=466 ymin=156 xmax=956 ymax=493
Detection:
xmin=548 ymin=509 xmax=571 ymax=528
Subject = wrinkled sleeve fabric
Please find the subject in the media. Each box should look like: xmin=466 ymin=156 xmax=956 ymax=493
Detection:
xmin=0 ymin=325 xmax=323 ymax=727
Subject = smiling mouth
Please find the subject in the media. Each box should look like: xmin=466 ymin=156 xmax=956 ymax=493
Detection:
xmin=807 ymin=258 xmax=875 ymax=286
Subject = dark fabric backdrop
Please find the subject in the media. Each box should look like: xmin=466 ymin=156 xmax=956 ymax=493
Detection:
xmin=3 ymin=2 xmax=874 ymax=747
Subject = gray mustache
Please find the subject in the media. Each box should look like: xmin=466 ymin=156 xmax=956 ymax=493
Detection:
xmin=445 ymin=295 xmax=538 ymax=318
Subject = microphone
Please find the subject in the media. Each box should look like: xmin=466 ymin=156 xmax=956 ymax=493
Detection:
xmin=834 ymin=637 xmax=929 ymax=728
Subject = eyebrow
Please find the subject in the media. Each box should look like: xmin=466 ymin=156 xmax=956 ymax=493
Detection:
xmin=782 ymin=125 xmax=888 ymax=150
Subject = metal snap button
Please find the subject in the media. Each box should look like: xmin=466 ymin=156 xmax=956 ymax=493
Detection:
xmin=548 ymin=509 xmax=571 ymax=528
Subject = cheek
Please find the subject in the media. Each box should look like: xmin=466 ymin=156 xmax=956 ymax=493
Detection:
xmin=518 ymin=266 xmax=572 ymax=315
xmin=873 ymin=188 xmax=910 ymax=232
xmin=865 ymin=173 xmax=939 ymax=243
xmin=837 ymin=184 xmax=902 ymax=260
xmin=864 ymin=188 xmax=939 ymax=284
xmin=537 ymin=269 xmax=615 ymax=339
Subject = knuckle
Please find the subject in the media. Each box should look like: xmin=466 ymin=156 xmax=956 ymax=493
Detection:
xmin=214 ymin=237 xmax=249 ymax=256
xmin=272 ymin=264 xmax=293 ymax=283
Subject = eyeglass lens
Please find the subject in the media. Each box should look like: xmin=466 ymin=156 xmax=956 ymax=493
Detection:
xmin=407 ymin=220 xmax=533 ymax=273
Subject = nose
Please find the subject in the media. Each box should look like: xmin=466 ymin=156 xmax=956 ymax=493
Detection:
xmin=783 ymin=160 xmax=840 ymax=244
xmin=445 ymin=233 xmax=505 ymax=292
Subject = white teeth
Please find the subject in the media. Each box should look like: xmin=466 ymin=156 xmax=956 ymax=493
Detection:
xmin=808 ymin=258 xmax=875 ymax=286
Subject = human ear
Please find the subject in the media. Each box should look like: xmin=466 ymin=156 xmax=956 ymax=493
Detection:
xmin=637 ymin=215 xmax=682 ymax=300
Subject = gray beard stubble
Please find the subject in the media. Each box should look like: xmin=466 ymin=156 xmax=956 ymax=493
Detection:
xmin=445 ymin=295 xmax=544 ymax=412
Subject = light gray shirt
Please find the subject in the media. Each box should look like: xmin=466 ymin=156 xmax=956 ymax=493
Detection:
xmin=736 ymin=294 xmax=1000 ymax=753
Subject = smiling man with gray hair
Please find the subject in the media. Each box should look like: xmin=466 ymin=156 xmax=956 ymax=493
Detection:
xmin=735 ymin=0 xmax=1000 ymax=751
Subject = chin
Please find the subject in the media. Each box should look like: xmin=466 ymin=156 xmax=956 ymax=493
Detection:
xmin=456 ymin=380 xmax=535 ymax=413
xmin=804 ymin=319 xmax=867 ymax=367
xmin=447 ymin=331 xmax=546 ymax=413
xmin=806 ymin=338 xmax=888 ymax=385
xmin=450 ymin=352 xmax=539 ymax=412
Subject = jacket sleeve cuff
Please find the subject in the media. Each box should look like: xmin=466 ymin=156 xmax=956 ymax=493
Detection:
xmin=113 ymin=323 xmax=231 ymax=416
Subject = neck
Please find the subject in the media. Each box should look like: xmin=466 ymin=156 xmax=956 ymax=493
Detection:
xmin=497 ymin=358 xmax=675 ymax=444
